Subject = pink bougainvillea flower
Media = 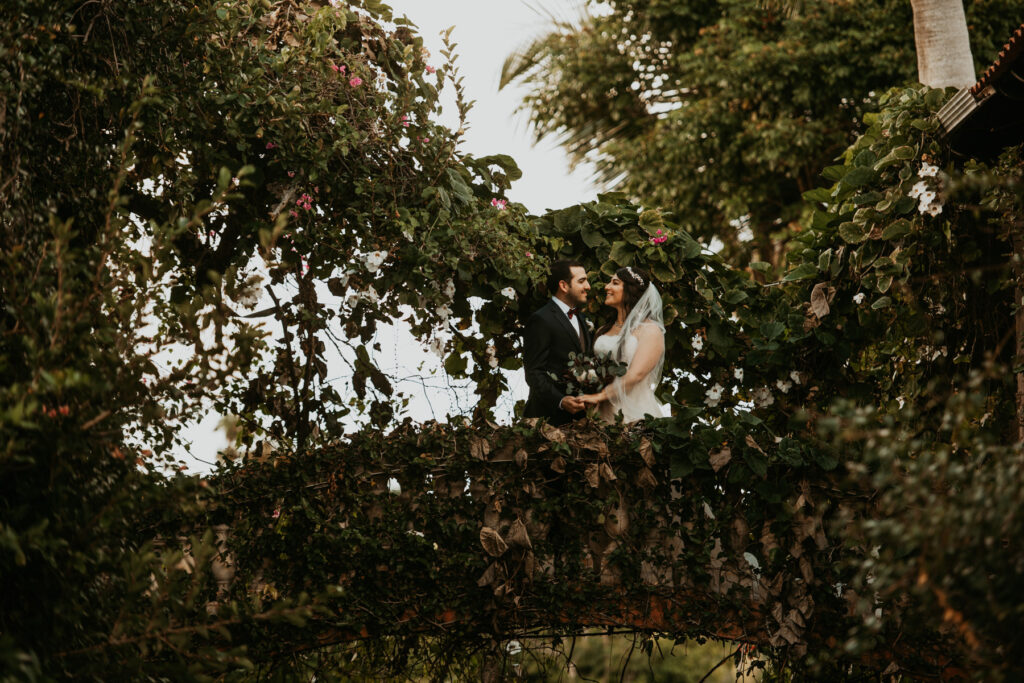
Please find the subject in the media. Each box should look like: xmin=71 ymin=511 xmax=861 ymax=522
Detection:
xmin=491 ymin=198 xmax=508 ymax=210
xmin=525 ymin=251 xmax=533 ymax=258
xmin=330 ymin=63 xmax=346 ymax=74
xmin=288 ymin=171 xmax=296 ymax=178
xmin=426 ymin=65 xmax=436 ymax=74
xmin=265 ymin=142 xmax=278 ymax=149
xmin=289 ymin=210 xmax=298 ymax=218
xmin=272 ymin=508 xmax=281 ymax=519
xmin=349 ymin=76 xmax=363 ymax=87
xmin=656 ymin=228 xmax=663 ymax=235
xmin=401 ymin=114 xmax=410 ymax=127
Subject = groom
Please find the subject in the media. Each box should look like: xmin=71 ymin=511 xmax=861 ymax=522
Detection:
xmin=523 ymin=259 xmax=593 ymax=426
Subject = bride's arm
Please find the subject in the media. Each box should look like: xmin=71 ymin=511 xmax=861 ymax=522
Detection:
xmin=582 ymin=324 xmax=664 ymax=404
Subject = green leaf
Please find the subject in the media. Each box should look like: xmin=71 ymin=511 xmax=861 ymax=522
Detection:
xmin=803 ymin=187 xmax=833 ymax=203
xmin=760 ymin=321 xmax=785 ymax=340
xmin=838 ymin=222 xmax=869 ymax=244
xmin=844 ymin=166 xmax=877 ymax=188
xmin=608 ymin=241 xmax=635 ymax=266
xmin=783 ymin=263 xmax=818 ymax=281
xmin=871 ymin=296 xmax=892 ymax=310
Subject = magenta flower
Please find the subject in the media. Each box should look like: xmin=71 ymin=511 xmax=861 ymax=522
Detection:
xmin=265 ymin=142 xmax=278 ymax=149
xmin=272 ymin=508 xmax=281 ymax=519
xmin=656 ymin=229 xmax=663 ymax=235
xmin=491 ymin=198 xmax=508 ymax=210
xmin=330 ymin=63 xmax=346 ymax=74
xmin=525 ymin=251 xmax=533 ymax=258
xmin=288 ymin=171 xmax=296 ymax=178
xmin=426 ymin=65 xmax=436 ymax=74
xmin=289 ymin=210 xmax=298 ymax=218
xmin=349 ymin=76 xmax=363 ymax=87
xmin=401 ymin=114 xmax=410 ymax=128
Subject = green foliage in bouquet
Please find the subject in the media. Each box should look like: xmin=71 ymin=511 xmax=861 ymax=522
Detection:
xmin=549 ymin=350 xmax=628 ymax=396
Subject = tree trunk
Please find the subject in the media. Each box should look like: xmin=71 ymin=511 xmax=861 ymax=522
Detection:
xmin=910 ymin=0 xmax=976 ymax=88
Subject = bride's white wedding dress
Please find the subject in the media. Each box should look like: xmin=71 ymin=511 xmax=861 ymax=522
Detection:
xmin=593 ymin=284 xmax=667 ymax=423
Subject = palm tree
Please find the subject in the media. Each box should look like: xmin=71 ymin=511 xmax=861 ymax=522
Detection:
xmin=910 ymin=0 xmax=976 ymax=88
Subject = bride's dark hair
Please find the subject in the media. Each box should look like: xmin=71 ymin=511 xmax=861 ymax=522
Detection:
xmin=594 ymin=266 xmax=650 ymax=340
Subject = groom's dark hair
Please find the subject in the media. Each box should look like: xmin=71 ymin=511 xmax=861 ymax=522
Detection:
xmin=546 ymin=259 xmax=584 ymax=294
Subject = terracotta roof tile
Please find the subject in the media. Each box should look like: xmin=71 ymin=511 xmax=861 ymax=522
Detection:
xmin=970 ymin=23 xmax=1024 ymax=98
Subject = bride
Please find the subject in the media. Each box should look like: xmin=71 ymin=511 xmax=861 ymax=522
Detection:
xmin=581 ymin=266 xmax=666 ymax=423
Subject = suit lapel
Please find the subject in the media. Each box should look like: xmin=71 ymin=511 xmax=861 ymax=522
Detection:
xmin=548 ymin=301 xmax=583 ymax=353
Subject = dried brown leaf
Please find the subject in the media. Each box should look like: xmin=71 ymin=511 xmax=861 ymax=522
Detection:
xmin=709 ymin=446 xmax=732 ymax=473
xmin=539 ymin=423 xmax=566 ymax=443
xmin=598 ymin=462 xmax=617 ymax=482
xmin=550 ymin=456 xmax=566 ymax=473
xmin=514 ymin=448 xmax=528 ymax=468
xmin=744 ymin=434 xmax=765 ymax=455
xmin=636 ymin=467 xmax=657 ymax=491
xmin=469 ymin=435 xmax=490 ymax=460
xmin=479 ymin=527 xmax=508 ymax=557
xmin=810 ymin=282 xmax=836 ymax=319
xmin=638 ymin=437 xmax=655 ymax=466
xmin=584 ymin=463 xmax=600 ymax=488
xmin=506 ymin=518 xmax=532 ymax=549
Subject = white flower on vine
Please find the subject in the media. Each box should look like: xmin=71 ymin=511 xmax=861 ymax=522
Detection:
xmin=442 ymin=278 xmax=456 ymax=299
xmin=437 ymin=303 xmax=452 ymax=322
xmin=705 ymin=383 xmax=724 ymax=407
xmin=775 ymin=378 xmax=792 ymax=394
xmin=500 ymin=286 xmax=516 ymax=300
xmin=919 ymin=162 xmax=939 ymax=178
xmin=790 ymin=370 xmax=802 ymax=385
xmin=364 ymin=250 xmax=388 ymax=273
xmin=691 ymin=334 xmax=704 ymax=352
xmin=752 ymin=386 xmax=774 ymax=407
xmin=853 ymin=292 xmax=866 ymax=305
xmin=924 ymin=202 xmax=943 ymax=217
xmin=909 ymin=180 xmax=928 ymax=199
xmin=734 ymin=368 xmax=744 ymax=381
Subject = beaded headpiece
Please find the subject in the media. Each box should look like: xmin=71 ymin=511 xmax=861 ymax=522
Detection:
xmin=623 ymin=266 xmax=645 ymax=287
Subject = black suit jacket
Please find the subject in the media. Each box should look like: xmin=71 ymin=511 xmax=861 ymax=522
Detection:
xmin=522 ymin=300 xmax=592 ymax=425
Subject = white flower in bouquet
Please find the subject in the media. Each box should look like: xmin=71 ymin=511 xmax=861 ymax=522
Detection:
xmin=691 ymin=333 xmax=704 ymax=352
xmin=500 ymin=286 xmax=516 ymax=300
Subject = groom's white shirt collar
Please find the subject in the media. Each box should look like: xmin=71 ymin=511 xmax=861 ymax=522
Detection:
xmin=551 ymin=296 xmax=582 ymax=335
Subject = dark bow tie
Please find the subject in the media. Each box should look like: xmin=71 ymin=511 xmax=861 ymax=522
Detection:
xmin=567 ymin=307 xmax=580 ymax=319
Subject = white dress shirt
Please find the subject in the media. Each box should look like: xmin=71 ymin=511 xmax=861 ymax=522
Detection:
xmin=551 ymin=296 xmax=582 ymax=338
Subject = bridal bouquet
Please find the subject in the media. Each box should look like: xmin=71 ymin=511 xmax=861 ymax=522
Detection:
xmin=550 ymin=351 xmax=627 ymax=395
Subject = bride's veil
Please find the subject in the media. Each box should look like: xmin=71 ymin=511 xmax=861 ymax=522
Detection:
xmin=612 ymin=281 xmax=666 ymax=383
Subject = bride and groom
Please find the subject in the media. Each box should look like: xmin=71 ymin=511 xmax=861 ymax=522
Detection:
xmin=523 ymin=259 xmax=666 ymax=426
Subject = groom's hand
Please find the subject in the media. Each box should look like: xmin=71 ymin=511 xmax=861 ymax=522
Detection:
xmin=559 ymin=396 xmax=585 ymax=414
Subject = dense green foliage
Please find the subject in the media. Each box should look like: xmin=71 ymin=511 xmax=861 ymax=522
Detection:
xmin=502 ymin=0 xmax=1021 ymax=264
xmin=3 ymin=0 xmax=1024 ymax=680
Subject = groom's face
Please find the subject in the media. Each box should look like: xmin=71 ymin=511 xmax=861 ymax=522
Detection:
xmin=561 ymin=266 xmax=590 ymax=306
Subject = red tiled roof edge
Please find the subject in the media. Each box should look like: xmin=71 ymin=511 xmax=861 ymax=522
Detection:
xmin=970 ymin=23 xmax=1024 ymax=97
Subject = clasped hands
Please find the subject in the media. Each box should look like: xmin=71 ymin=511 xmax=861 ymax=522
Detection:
xmin=560 ymin=391 xmax=606 ymax=414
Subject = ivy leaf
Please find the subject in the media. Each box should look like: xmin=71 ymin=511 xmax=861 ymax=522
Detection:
xmin=871 ymin=296 xmax=892 ymax=310
xmin=838 ymin=222 xmax=869 ymax=244
xmin=783 ymin=263 xmax=818 ymax=281
xmin=881 ymin=219 xmax=911 ymax=240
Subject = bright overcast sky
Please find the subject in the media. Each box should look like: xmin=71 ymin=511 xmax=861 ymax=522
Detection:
xmin=178 ymin=0 xmax=600 ymax=471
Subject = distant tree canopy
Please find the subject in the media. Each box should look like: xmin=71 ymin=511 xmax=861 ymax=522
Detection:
xmin=3 ymin=0 xmax=1024 ymax=680
xmin=501 ymin=0 xmax=1021 ymax=265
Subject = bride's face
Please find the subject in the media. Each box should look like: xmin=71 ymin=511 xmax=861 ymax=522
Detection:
xmin=604 ymin=277 xmax=624 ymax=307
